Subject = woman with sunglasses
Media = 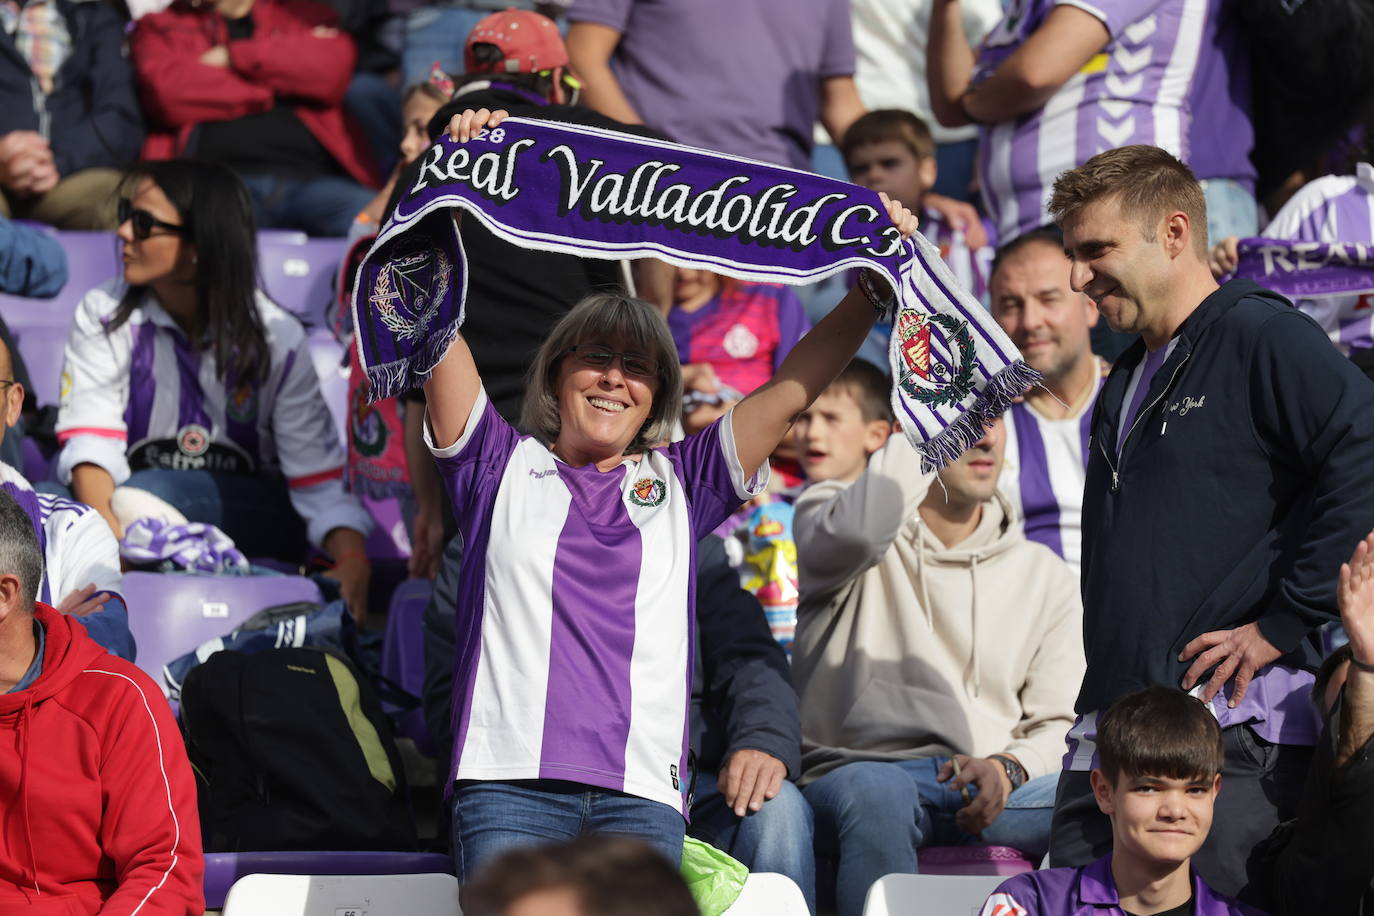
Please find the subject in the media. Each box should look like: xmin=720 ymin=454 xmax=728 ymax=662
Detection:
xmin=53 ymin=159 xmax=374 ymax=621
xmin=424 ymin=108 xmax=919 ymax=881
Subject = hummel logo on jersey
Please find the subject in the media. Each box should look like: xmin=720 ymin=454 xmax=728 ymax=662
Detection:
xmin=529 ymin=468 xmax=558 ymax=479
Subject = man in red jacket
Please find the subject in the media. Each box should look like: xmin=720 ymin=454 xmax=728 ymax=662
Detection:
xmin=131 ymin=0 xmax=379 ymax=236
xmin=0 ymin=490 xmax=203 ymax=914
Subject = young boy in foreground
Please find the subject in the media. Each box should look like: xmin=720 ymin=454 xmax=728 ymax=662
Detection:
xmin=980 ymin=686 xmax=1265 ymax=916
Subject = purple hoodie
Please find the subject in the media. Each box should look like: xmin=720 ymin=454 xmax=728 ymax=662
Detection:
xmin=980 ymin=855 xmax=1267 ymax=915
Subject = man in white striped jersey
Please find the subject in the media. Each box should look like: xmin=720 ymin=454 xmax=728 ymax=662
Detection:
xmin=991 ymin=229 xmax=1106 ymax=578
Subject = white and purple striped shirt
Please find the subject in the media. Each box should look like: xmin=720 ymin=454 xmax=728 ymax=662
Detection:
xmin=1261 ymin=161 xmax=1374 ymax=355
xmin=975 ymin=0 xmax=1213 ymax=240
xmin=428 ymin=389 xmax=766 ymax=815
xmin=55 ymin=281 xmax=371 ymax=547
xmin=998 ymin=361 xmax=1104 ymax=576
xmin=921 ymin=206 xmax=997 ymax=305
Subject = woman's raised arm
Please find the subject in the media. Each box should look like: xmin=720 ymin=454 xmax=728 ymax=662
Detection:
xmin=728 ymin=194 xmax=917 ymax=480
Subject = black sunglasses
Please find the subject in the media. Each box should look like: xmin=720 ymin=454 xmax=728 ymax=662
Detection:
xmin=564 ymin=345 xmax=659 ymax=379
xmin=118 ymin=198 xmax=185 ymax=240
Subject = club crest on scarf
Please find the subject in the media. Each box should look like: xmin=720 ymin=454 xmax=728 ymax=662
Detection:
xmin=895 ymin=308 xmax=976 ymax=409
xmin=368 ymin=233 xmax=452 ymax=343
xmin=628 ymin=477 xmax=666 ymax=507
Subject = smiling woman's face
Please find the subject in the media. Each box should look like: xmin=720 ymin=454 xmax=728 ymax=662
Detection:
xmin=552 ymin=335 xmax=659 ymax=468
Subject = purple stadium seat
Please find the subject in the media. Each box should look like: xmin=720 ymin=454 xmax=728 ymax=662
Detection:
xmin=380 ymin=578 xmax=435 ymax=755
xmin=8 ymin=322 xmax=72 ymax=407
xmin=915 ymin=845 xmax=1036 ymax=877
xmin=307 ymin=328 xmax=349 ymax=446
xmin=203 ymin=851 xmax=454 ymax=909
xmin=259 ymin=237 xmax=348 ymax=328
xmin=122 ymin=571 xmax=322 ymax=689
xmin=0 ymin=231 xmax=120 ymax=332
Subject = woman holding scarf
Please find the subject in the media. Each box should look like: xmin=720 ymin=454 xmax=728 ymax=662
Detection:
xmin=424 ymin=108 xmax=919 ymax=879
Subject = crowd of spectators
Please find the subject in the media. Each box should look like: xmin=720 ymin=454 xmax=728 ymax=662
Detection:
xmin=3 ymin=0 xmax=1374 ymax=914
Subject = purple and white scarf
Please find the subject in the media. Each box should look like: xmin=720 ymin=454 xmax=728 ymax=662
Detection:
xmin=1234 ymin=237 xmax=1374 ymax=354
xmin=351 ymin=117 xmax=1036 ymax=469
xmin=121 ymin=518 xmax=249 ymax=575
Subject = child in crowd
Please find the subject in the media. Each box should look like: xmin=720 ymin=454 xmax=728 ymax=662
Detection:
xmin=669 ymin=267 xmax=810 ymax=434
xmin=670 ymin=267 xmax=811 ymax=647
xmin=979 ymin=686 xmax=1265 ymax=916
xmin=792 ymin=358 xmax=893 ymax=486
xmin=842 ymin=109 xmax=995 ymax=302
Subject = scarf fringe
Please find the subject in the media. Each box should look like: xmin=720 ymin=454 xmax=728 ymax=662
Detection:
xmin=916 ymin=360 xmax=1042 ymax=473
xmin=365 ymin=320 xmax=463 ymax=403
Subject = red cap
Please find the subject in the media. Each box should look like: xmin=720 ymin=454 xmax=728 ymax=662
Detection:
xmin=463 ymin=9 xmax=568 ymax=75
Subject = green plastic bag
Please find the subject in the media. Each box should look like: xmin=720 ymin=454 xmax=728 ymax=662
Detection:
xmin=680 ymin=836 xmax=749 ymax=915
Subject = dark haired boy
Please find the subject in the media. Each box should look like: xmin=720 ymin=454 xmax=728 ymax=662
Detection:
xmin=841 ymin=109 xmax=995 ymax=300
xmin=981 ymin=687 xmax=1264 ymax=916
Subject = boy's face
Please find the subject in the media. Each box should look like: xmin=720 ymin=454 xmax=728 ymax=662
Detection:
xmin=845 ymin=140 xmax=936 ymax=212
xmin=793 ymin=387 xmax=890 ymax=484
xmin=1091 ymin=769 xmax=1220 ymax=869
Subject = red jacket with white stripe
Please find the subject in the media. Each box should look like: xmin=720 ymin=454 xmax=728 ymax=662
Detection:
xmin=0 ymin=604 xmax=203 ymax=915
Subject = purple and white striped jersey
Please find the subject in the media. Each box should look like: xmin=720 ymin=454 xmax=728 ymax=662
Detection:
xmin=55 ymin=281 xmax=371 ymax=547
xmin=0 ymin=460 xmax=120 ymax=605
xmin=428 ymin=389 xmax=767 ymax=815
xmin=975 ymin=0 xmax=1213 ymax=240
xmin=921 ymin=206 xmax=997 ymax=305
xmin=1262 ymin=162 xmax=1374 ymax=355
xmin=998 ymin=361 xmax=1104 ymax=577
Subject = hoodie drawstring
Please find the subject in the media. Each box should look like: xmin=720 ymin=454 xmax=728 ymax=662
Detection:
xmin=18 ymin=694 xmax=39 ymax=896
xmin=969 ymin=556 xmax=981 ymax=697
xmin=916 ymin=524 xmax=934 ymax=633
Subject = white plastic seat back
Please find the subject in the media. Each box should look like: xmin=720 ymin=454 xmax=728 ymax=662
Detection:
xmin=862 ymin=873 xmax=1006 ymax=916
xmin=221 ymin=872 xmax=461 ymax=916
xmin=722 ymin=872 xmax=809 ymax=915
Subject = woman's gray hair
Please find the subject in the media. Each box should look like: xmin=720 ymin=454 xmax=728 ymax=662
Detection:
xmin=521 ymin=292 xmax=683 ymax=454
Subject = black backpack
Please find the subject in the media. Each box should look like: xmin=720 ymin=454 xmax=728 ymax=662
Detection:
xmin=180 ymin=647 xmax=417 ymax=853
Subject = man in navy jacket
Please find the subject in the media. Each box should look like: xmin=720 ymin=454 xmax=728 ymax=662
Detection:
xmin=1045 ymin=144 xmax=1374 ymax=899
xmin=0 ymin=0 xmax=143 ymax=228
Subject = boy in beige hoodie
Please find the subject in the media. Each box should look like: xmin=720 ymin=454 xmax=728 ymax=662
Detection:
xmin=791 ymin=361 xmax=1084 ymax=916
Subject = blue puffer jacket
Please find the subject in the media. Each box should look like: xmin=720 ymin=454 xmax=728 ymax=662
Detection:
xmin=0 ymin=216 xmax=66 ymax=297
xmin=0 ymin=0 xmax=144 ymax=176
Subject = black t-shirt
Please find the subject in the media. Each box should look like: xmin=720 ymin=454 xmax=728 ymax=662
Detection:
xmin=194 ymin=14 xmax=342 ymax=180
xmin=1126 ymin=897 xmax=1194 ymax=916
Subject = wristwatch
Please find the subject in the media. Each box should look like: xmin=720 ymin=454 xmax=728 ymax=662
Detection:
xmin=989 ymin=754 xmax=1028 ymax=791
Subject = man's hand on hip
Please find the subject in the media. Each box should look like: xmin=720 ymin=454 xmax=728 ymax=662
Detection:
xmin=719 ymin=749 xmax=787 ymax=817
xmin=938 ymin=755 xmax=1012 ymax=836
xmin=1180 ymin=621 xmax=1282 ymax=706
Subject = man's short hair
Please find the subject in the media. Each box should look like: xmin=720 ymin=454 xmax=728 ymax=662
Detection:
xmin=829 ymin=359 xmax=894 ymax=424
xmin=990 ymin=227 xmax=1066 ymax=285
xmin=841 ymin=109 xmax=936 ymax=165
xmin=0 ymin=489 xmax=42 ymax=606
xmin=462 ymin=836 xmax=698 ymax=916
xmin=1096 ymin=685 xmax=1224 ymax=784
xmin=1047 ymin=145 xmax=1209 ymax=257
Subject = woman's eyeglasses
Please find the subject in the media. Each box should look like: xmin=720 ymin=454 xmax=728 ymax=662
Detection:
xmin=564 ymin=345 xmax=659 ymax=380
xmin=118 ymin=198 xmax=185 ymax=241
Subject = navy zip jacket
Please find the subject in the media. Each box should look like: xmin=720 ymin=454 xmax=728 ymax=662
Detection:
xmin=1078 ymin=279 xmax=1374 ymax=713
xmin=0 ymin=0 xmax=144 ymax=176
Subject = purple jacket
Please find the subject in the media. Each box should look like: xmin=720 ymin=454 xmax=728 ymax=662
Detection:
xmin=981 ymin=856 xmax=1267 ymax=916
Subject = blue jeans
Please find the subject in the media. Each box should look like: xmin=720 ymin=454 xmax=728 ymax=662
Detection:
xmin=123 ymin=469 xmax=307 ymax=561
xmin=237 ymin=172 xmax=377 ymax=238
xmin=1201 ymin=177 xmax=1259 ymax=247
xmin=689 ymin=771 xmax=816 ymax=914
xmin=450 ymin=779 xmax=686 ymax=882
xmin=804 ymin=758 xmax=1058 ymax=916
